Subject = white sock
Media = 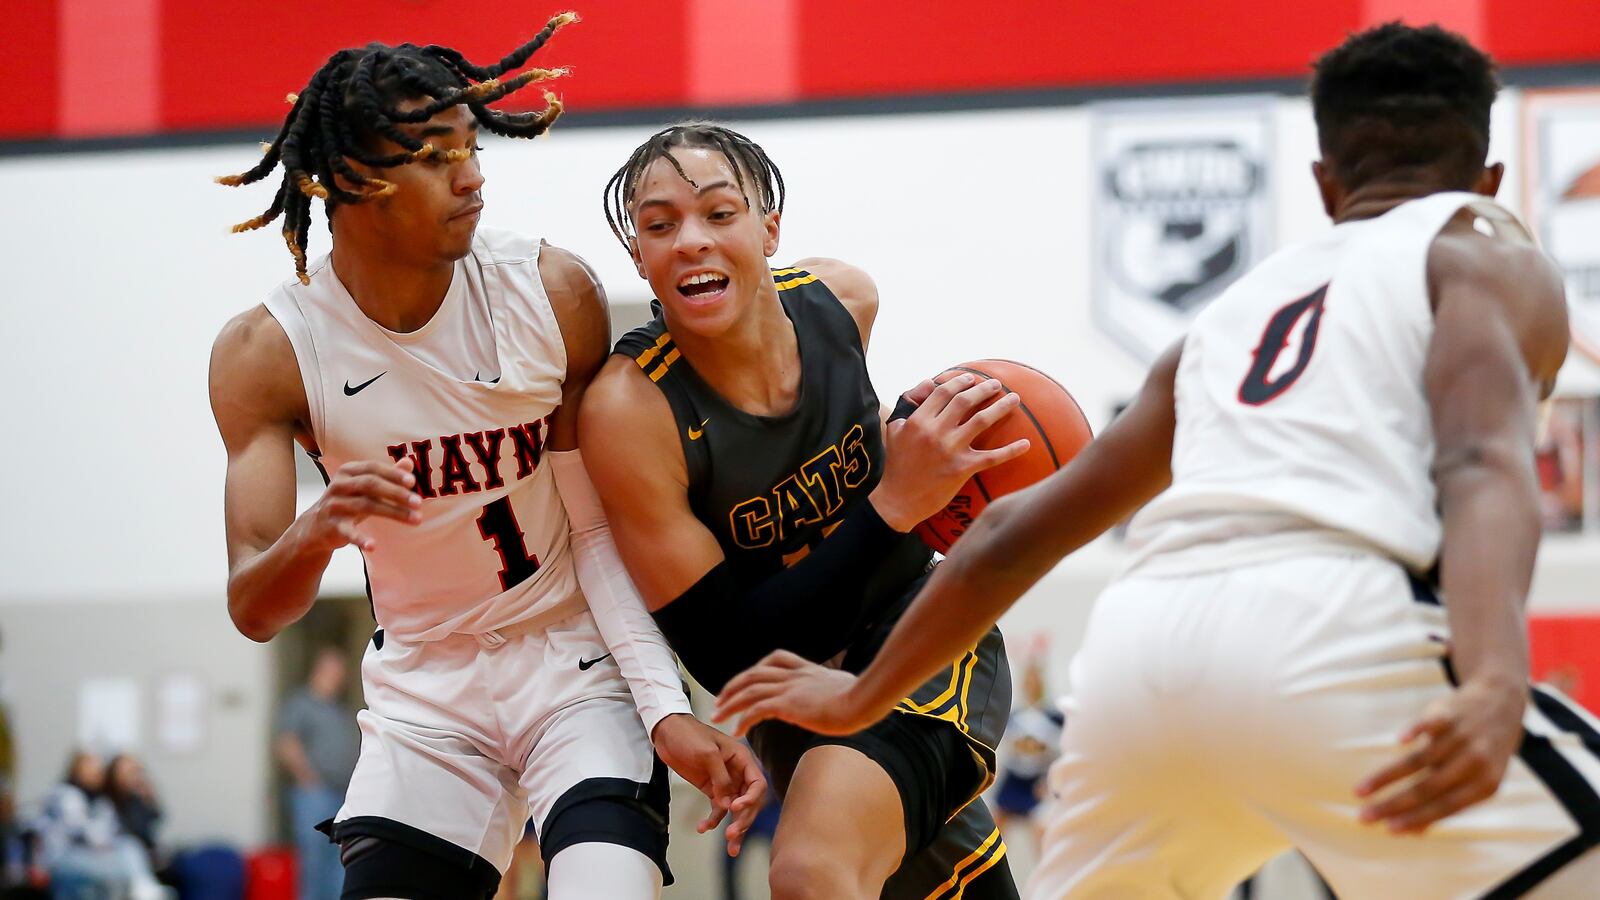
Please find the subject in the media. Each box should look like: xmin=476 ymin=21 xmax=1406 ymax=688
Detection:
xmin=545 ymin=842 xmax=663 ymax=900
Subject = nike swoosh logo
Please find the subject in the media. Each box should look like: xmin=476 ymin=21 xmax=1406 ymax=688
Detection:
xmin=473 ymin=372 xmax=502 ymax=384
xmin=578 ymin=653 xmax=612 ymax=671
xmin=344 ymin=372 xmax=387 ymax=396
xmin=687 ymin=419 xmax=709 ymax=441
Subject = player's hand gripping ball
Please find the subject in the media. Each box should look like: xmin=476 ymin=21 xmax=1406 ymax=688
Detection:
xmin=894 ymin=360 xmax=1093 ymax=553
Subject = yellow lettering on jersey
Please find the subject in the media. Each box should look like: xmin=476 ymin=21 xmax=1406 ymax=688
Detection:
xmin=728 ymin=424 xmax=871 ymax=551
xmin=730 ymin=496 xmax=777 ymax=549
xmin=772 ymin=473 xmax=826 ymax=538
xmin=840 ymin=423 xmax=871 ymax=489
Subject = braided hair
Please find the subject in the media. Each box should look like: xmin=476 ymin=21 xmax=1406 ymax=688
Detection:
xmin=218 ymin=12 xmax=577 ymax=283
xmin=603 ymin=122 xmax=786 ymax=251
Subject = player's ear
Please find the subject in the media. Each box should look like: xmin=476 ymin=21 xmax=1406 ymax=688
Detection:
xmin=1476 ymin=162 xmax=1506 ymax=198
xmin=1311 ymin=160 xmax=1340 ymax=219
xmin=762 ymin=209 xmax=781 ymax=258
xmin=628 ymin=236 xmax=647 ymax=280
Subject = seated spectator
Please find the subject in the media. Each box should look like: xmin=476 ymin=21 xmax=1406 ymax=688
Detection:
xmin=104 ymin=756 xmax=162 ymax=863
xmin=34 ymin=750 xmax=170 ymax=900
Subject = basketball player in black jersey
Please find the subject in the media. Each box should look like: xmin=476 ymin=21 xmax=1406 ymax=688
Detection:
xmin=580 ymin=124 xmax=1025 ymax=899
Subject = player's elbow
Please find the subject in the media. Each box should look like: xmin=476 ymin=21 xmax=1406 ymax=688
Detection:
xmin=227 ymin=586 xmax=281 ymax=643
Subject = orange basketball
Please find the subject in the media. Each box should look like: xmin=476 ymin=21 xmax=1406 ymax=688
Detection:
xmin=912 ymin=360 xmax=1094 ymax=554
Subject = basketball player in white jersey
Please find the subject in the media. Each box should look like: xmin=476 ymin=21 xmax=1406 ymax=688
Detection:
xmin=207 ymin=20 xmax=763 ymax=900
xmin=716 ymin=23 xmax=1600 ymax=898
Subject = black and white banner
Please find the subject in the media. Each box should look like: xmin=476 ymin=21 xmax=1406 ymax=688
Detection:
xmin=1523 ymin=89 xmax=1600 ymax=366
xmin=1090 ymin=96 xmax=1275 ymax=364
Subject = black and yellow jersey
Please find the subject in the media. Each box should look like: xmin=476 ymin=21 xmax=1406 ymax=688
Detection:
xmin=613 ymin=266 xmax=931 ymax=618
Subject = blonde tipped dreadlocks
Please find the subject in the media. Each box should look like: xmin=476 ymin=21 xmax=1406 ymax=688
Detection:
xmin=217 ymin=12 xmax=578 ymax=284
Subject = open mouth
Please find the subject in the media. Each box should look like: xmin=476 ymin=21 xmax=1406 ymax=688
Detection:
xmin=677 ymin=271 xmax=730 ymax=302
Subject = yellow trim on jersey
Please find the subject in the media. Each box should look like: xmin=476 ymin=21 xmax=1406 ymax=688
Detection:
xmin=924 ymin=826 xmax=1006 ymax=900
xmin=634 ymin=331 xmax=674 ymax=369
xmin=900 ymin=656 xmax=965 ymax=714
xmin=891 ymin=646 xmax=998 ymax=822
xmin=770 ymin=267 xmax=805 ymax=277
xmin=647 ymin=347 xmax=682 ymax=382
xmin=775 ymin=273 xmax=818 ymax=291
xmin=952 ymin=840 xmax=1007 ymax=899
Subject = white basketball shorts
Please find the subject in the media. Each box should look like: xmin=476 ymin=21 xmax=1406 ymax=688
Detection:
xmin=1028 ymin=552 xmax=1600 ymax=899
xmin=329 ymin=608 xmax=664 ymax=876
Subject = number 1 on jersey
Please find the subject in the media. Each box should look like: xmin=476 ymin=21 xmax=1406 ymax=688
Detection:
xmin=1238 ymin=284 xmax=1329 ymax=406
xmin=477 ymin=496 xmax=541 ymax=590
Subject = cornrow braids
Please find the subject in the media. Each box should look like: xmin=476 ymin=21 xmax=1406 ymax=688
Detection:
xmin=603 ymin=122 xmax=786 ymax=251
xmin=217 ymin=12 xmax=577 ymax=284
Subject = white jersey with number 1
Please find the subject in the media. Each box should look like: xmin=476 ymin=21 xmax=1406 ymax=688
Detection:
xmin=263 ymin=227 xmax=583 ymax=642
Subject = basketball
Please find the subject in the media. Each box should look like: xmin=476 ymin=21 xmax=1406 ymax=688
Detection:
xmin=911 ymin=360 xmax=1094 ymax=554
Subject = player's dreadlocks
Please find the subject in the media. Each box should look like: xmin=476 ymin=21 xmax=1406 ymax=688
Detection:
xmin=1311 ymin=22 xmax=1499 ymax=192
xmin=603 ymin=123 xmax=786 ymax=250
xmin=218 ymin=12 xmax=577 ymax=284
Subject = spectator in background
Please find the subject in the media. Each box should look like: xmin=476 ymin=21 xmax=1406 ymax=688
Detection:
xmin=991 ymin=651 xmax=1063 ymax=860
xmin=104 ymin=756 xmax=163 ymax=866
xmin=275 ymin=647 xmax=358 ymax=900
xmin=35 ymin=750 xmax=169 ymax=900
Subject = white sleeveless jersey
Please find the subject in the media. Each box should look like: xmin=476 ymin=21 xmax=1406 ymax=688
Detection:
xmin=1126 ymin=192 xmax=1517 ymax=576
xmin=263 ymin=228 xmax=582 ymax=642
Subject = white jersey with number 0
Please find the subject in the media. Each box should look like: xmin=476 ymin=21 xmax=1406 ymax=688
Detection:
xmin=263 ymin=228 xmax=582 ymax=642
xmin=1126 ymin=191 xmax=1514 ymax=576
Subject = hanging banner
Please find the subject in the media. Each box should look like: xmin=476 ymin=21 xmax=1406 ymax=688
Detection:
xmin=1523 ymin=88 xmax=1600 ymax=366
xmin=1090 ymin=95 xmax=1275 ymax=364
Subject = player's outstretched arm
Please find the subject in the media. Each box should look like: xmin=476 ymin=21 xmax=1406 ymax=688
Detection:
xmin=210 ymin=308 xmax=421 ymax=642
xmin=716 ymin=343 xmax=1183 ymax=736
xmin=1356 ymin=207 xmax=1569 ymax=833
xmin=541 ymin=245 xmax=766 ymax=856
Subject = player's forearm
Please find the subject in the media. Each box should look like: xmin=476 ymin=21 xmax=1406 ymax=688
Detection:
xmin=1435 ymin=446 xmax=1537 ymax=686
xmin=551 ymin=449 xmax=695 ymax=732
xmin=852 ymin=375 xmax=1178 ymax=713
xmin=227 ymin=523 xmax=331 ymax=642
xmin=653 ymin=501 xmax=920 ymax=692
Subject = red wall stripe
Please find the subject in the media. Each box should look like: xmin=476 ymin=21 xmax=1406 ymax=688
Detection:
xmin=688 ymin=0 xmax=799 ymax=106
xmin=1361 ymin=0 xmax=1484 ymax=42
xmin=59 ymin=0 xmax=161 ymax=137
xmin=1487 ymin=0 xmax=1600 ymax=66
xmin=155 ymin=1 xmax=690 ymax=133
xmin=5 ymin=0 xmax=1598 ymax=141
xmin=12 ymin=0 xmax=61 ymax=139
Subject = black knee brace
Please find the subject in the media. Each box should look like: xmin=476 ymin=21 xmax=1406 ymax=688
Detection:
xmin=538 ymin=763 xmax=674 ymax=885
xmin=336 ymin=822 xmax=501 ymax=900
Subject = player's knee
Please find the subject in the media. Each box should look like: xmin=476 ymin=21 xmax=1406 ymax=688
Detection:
xmin=768 ymin=845 xmax=877 ymax=900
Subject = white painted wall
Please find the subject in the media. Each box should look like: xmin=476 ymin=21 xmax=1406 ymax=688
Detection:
xmin=2 ymin=90 xmax=1597 ymax=853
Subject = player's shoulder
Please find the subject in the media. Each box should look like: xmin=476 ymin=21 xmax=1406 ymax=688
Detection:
xmin=581 ymin=354 xmax=683 ymax=469
xmin=790 ymin=256 xmax=878 ymax=344
xmin=534 ymin=241 xmax=611 ymax=376
xmin=1427 ymin=200 xmax=1569 ymax=387
xmin=213 ymin=304 xmax=295 ymax=375
xmin=792 ymin=257 xmax=877 ymax=305
xmin=1428 ymin=201 xmax=1564 ymax=302
xmin=209 ymin=304 xmax=308 ymax=435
